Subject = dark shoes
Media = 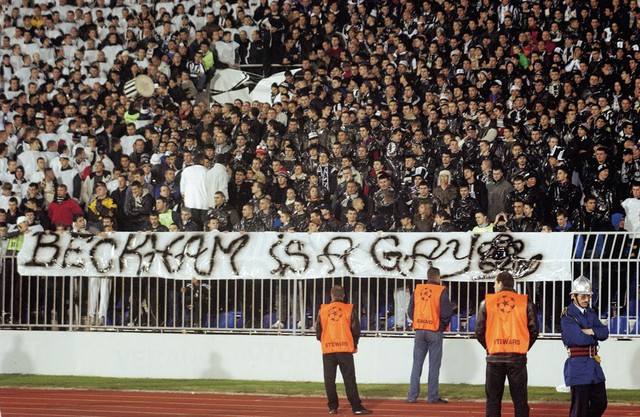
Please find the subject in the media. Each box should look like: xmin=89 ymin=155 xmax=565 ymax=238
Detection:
xmin=353 ymin=408 xmax=373 ymax=415
xmin=329 ymin=410 xmax=337 ymax=415
xmin=428 ymin=398 xmax=449 ymax=404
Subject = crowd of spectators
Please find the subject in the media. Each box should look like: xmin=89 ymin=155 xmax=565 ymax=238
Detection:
xmin=0 ymin=0 xmax=640 ymax=244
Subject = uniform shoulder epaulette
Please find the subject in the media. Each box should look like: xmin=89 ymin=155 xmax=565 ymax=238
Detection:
xmin=561 ymin=307 xmax=568 ymax=317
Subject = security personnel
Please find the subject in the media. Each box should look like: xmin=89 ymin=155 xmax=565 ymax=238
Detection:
xmin=406 ymin=266 xmax=453 ymax=404
xmin=561 ymin=276 xmax=608 ymax=417
xmin=315 ymin=285 xmax=372 ymax=415
xmin=475 ymin=271 xmax=539 ymax=417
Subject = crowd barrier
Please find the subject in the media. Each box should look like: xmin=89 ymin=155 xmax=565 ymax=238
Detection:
xmin=1 ymin=232 xmax=638 ymax=337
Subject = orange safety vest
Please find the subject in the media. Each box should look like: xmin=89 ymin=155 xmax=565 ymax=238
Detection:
xmin=485 ymin=292 xmax=530 ymax=355
xmin=412 ymin=283 xmax=445 ymax=331
xmin=319 ymin=302 xmax=355 ymax=354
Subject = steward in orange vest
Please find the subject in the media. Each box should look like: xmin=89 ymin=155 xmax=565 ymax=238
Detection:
xmin=412 ymin=283 xmax=447 ymax=331
xmin=315 ymin=285 xmax=372 ymax=415
xmin=407 ymin=266 xmax=453 ymax=404
xmin=475 ymin=271 xmax=539 ymax=417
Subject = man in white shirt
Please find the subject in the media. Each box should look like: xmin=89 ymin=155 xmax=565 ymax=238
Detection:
xmin=621 ymin=182 xmax=640 ymax=233
xmin=17 ymin=138 xmax=43 ymax=179
xmin=180 ymin=154 xmax=210 ymax=227
xmin=120 ymin=123 xmax=145 ymax=156
xmin=206 ymin=153 xmax=230 ymax=208
xmin=215 ymin=31 xmax=239 ymax=68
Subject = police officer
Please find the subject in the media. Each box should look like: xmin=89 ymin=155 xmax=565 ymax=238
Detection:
xmin=406 ymin=266 xmax=453 ymax=404
xmin=475 ymin=271 xmax=539 ymax=417
xmin=315 ymin=285 xmax=372 ymax=415
xmin=561 ymin=276 xmax=608 ymax=417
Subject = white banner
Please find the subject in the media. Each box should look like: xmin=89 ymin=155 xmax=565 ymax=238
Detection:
xmin=17 ymin=232 xmax=573 ymax=282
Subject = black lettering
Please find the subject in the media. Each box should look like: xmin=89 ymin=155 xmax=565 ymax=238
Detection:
xmin=119 ymin=233 xmax=151 ymax=276
xmin=90 ymin=238 xmax=117 ymax=273
xmin=270 ymin=234 xmax=310 ymax=276
xmin=317 ymin=237 xmax=357 ymax=274
xmin=180 ymin=234 xmax=208 ymax=274
xmin=209 ymin=234 xmax=249 ymax=276
xmin=23 ymin=232 xmax=61 ymax=268
xmin=147 ymin=234 xmax=185 ymax=274
xmin=370 ymin=236 xmax=403 ymax=273
xmin=478 ymin=234 xmax=542 ymax=279
xmin=62 ymin=234 xmax=94 ymax=269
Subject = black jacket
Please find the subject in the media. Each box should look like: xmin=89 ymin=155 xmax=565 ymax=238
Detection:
xmin=475 ymin=288 xmax=539 ymax=363
xmin=315 ymin=300 xmax=361 ymax=348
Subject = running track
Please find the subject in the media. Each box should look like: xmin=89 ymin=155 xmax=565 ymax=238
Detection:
xmin=0 ymin=389 xmax=638 ymax=416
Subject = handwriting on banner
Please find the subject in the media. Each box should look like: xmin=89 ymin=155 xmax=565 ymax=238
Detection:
xmin=18 ymin=232 xmax=554 ymax=280
xmin=269 ymin=233 xmax=541 ymax=279
xmin=23 ymin=232 xmax=250 ymax=276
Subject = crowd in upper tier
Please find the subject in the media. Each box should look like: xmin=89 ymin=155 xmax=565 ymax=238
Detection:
xmin=0 ymin=0 xmax=640 ymax=241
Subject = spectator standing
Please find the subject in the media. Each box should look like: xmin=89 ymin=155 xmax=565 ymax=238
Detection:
xmin=55 ymin=155 xmax=81 ymax=201
xmin=228 ymin=168 xmax=253 ymax=214
xmin=47 ymin=184 xmax=83 ymax=229
xmin=185 ymin=51 xmax=208 ymax=105
xmin=406 ymin=267 xmax=453 ymax=404
xmin=548 ymin=166 xmax=582 ymax=223
xmin=315 ymin=284 xmax=372 ymax=416
xmin=450 ymin=184 xmax=480 ymax=231
xmin=123 ymin=181 xmax=154 ymax=231
xmin=433 ymin=170 xmax=458 ymax=209
xmin=561 ymin=276 xmax=608 ymax=417
xmin=472 ymin=211 xmax=494 ymax=233
xmin=206 ymin=153 xmax=230 ymax=206
xmin=475 ymin=271 xmax=539 ymax=417
xmin=180 ymin=154 xmax=210 ymax=227
xmin=487 ymin=165 xmax=513 ymax=221
xmin=176 ymin=207 xmax=200 ymax=232
xmin=621 ymin=182 xmax=640 ymax=233
xmin=233 ymin=203 xmax=266 ymax=232
xmin=85 ymin=181 xmax=117 ymax=233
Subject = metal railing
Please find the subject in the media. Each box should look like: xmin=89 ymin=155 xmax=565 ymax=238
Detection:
xmin=1 ymin=232 xmax=638 ymax=337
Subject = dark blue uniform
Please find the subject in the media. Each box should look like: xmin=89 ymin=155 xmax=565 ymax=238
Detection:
xmin=561 ymin=302 xmax=609 ymax=417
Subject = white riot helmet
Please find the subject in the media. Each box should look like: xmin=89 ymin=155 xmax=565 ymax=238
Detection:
xmin=570 ymin=276 xmax=593 ymax=295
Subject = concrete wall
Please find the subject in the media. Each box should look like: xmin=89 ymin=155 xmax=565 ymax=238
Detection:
xmin=1 ymin=331 xmax=638 ymax=389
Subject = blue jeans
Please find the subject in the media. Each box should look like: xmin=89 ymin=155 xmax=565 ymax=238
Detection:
xmin=407 ymin=329 xmax=443 ymax=402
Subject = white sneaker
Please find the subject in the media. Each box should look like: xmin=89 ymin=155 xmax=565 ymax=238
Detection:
xmin=51 ymin=310 xmax=59 ymax=331
xmin=271 ymin=320 xmax=284 ymax=329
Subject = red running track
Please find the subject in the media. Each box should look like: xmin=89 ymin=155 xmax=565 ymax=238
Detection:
xmin=0 ymin=389 xmax=638 ymax=417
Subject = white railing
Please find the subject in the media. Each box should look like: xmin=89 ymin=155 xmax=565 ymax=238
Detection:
xmin=2 ymin=232 xmax=638 ymax=337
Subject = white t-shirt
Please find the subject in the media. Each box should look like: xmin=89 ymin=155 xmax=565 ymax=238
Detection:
xmin=180 ymin=164 xmax=209 ymax=210
xmin=621 ymin=197 xmax=640 ymax=232
xmin=206 ymin=162 xmax=229 ymax=207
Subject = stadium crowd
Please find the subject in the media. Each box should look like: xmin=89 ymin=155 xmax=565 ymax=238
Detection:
xmin=0 ymin=0 xmax=639 ymax=243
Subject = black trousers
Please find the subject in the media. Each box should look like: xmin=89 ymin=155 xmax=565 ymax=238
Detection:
xmin=486 ymin=361 xmax=529 ymax=417
xmin=322 ymin=352 xmax=363 ymax=412
xmin=190 ymin=208 xmax=209 ymax=229
xmin=570 ymin=382 xmax=607 ymax=417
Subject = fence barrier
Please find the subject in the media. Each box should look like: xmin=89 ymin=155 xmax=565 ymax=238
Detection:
xmin=2 ymin=232 xmax=638 ymax=338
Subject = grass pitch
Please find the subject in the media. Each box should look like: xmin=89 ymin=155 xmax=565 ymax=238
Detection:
xmin=0 ymin=375 xmax=638 ymax=404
